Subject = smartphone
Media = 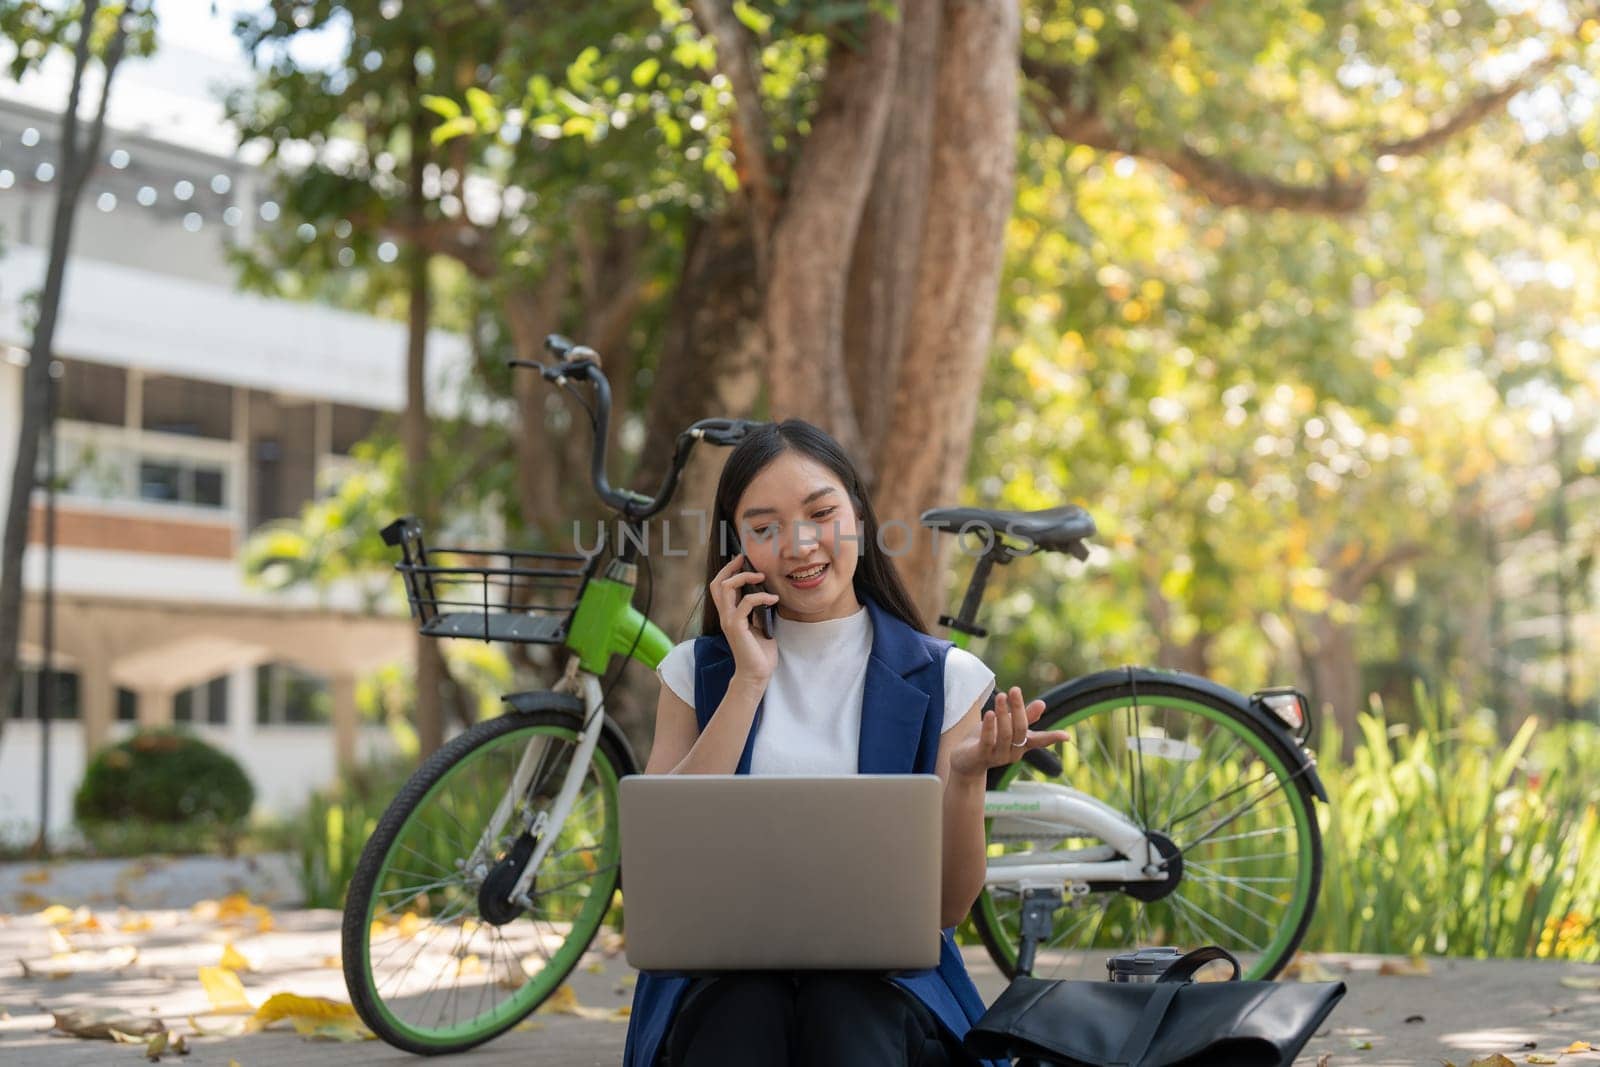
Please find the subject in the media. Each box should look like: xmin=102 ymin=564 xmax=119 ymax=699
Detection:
xmin=737 ymin=544 xmax=777 ymax=639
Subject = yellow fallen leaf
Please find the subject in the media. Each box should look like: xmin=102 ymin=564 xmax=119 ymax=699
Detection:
xmin=221 ymin=943 xmax=253 ymax=972
xmin=1565 ymin=1042 xmax=1593 ymax=1053
xmin=1559 ymin=975 xmax=1600 ymax=990
xmin=108 ymin=1028 xmax=147 ymax=1044
xmin=21 ymin=868 xmax=51 ymax=885
xmin=144 ymin=1030 xmax=169 ymax=1061
xmin=290 ymin=1017 xmax=375 ymax=1042
xmin=534 ymin=983 xmax=631 ymax=1022
xmin=536 ymin=983 xmax=580 ymax=1015
xmin=17 ymin=957 xmax=72 ymax=979
xmin=70 ymin=913 xmax=103 ymax=933
xmin=36 ymin=904 xmax=77 ymax=926
xmin=1282 ymin=952 xmax=1340 ymax=982
xmin=48 ymin=927 xmax=75 ymax=955
xmin=215 ymin=893 xmax=253 ymax=920
xmin=120 ymin=915 xmax=155 ymax=934
xmin=1526 ymin=1055 xmax=1559 ymax=1064
xmin=455 ymin=954 xmax=484 ymax=977
xmin=319 ymin=955 xmax=341 ymax=968
xmin=396 ymin=912 xmax=423 ymax=938
xmin=198 ymin=966 xmax=254 ymax=1013
xmin=253 ymin=993 xmax=361 ymax=1026
xmin=585 ymin=961 xmax=606 ymax=976
xmin=187 ymin=1015 xmax=257 ymax=1038
xmin=1468 ymin=1056 xmax=1516 ymax=1067
xmin=1377 ymin=954 xmax=1431 ymax=977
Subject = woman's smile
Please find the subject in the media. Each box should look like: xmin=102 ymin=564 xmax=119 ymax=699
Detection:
xmin=784 ymin=561 xmax=829 ymax=589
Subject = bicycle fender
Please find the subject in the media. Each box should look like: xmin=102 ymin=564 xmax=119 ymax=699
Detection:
xmin=501 ymin=689 xmax=644 ymax=778
xmin=1033 ymin=666 xmax=1329 ymax=803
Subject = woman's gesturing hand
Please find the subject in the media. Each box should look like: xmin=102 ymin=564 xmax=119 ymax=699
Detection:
xmin=711 ymin=552 xmax=779 ymax=684
xmin=948 ymin=685 xmax=1069 ymax=781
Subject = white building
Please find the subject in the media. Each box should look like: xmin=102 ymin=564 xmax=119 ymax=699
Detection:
xmin=0 ymin=34 xmax=470 ymax=844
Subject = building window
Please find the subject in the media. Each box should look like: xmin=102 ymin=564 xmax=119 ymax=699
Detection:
xmin=6 ymin=668 xmax=81 ymax=720
xmin=141 ymin=374 xmax=233 ymax=439
xmin=255 ymin=663 xmax=330 ymax=725
xmin=58 ymin=358 xmax=127 ymax=426
xmin=248 ymin=391 xmax=317 ymax=529
xmin=137 ymin=458 xmax=228 ymax=509
xmin=173 ymin=674 xmax=230 ymax=725
xmin=116 ymin=687 xmax=137 ymax=722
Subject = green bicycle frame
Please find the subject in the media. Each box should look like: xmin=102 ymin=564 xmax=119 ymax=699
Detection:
xmin=562 ymin=561 xmax=674 ymax=676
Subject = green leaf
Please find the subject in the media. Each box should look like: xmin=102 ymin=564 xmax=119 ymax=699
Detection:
xmin=464 ymin=86 xmax=500 ymax=131
xmin=630 ymin=57 xmax=661 ymax=88
xmin=419 ymin=94 xmax=461 ymax=120
xmin=429 ymin=114 xmax=478 ymax=146
xmin=732 ymin=1 xmax=772 ymax=34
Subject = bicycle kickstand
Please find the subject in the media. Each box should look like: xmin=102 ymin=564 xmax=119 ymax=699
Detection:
xmin=1013 ymin=885 xmax=1065 ymax=979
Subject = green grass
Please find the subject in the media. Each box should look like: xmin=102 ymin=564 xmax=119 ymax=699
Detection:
xmin=1305 ymin=688 xmax=1600 ymax=960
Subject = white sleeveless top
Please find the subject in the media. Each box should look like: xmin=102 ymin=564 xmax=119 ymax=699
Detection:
xmin=655 ymin=604 xmax=996 ymax=775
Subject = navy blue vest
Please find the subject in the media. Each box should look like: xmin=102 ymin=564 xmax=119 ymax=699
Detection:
xmin=621 ymin=591 xmax=1004 ymax=1067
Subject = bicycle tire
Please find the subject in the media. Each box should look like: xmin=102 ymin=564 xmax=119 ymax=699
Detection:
xmin=969 ymin=676 xmax=1322 ymax=982
xmin=342 ymin=708 xmax=633 ymax=1054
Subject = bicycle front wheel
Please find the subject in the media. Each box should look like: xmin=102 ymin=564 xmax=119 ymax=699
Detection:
xmin=342 ymin=708 xmax=629 ymax=1054
xmin=970 ymin=675 xmax=1321 ymax=982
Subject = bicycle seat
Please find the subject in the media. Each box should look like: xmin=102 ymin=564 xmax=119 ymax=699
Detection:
xmin=919 ymin=504 xmax=1096 ymax=553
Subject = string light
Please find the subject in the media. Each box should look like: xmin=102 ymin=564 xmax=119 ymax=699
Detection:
xmin=0 ymin=170 xmax=13 ymax=189
xmin=211 ymin=174 xmax=231 ymax=194
xmin=96 ymin=192 xmax=116 ymax=211
xmin=21 ymin=127 xmax=39 ymax=146
xmin=259 ymin=200 xmax=280 ymax=221
xmin=35 ymin=161 xmax=53 ymax=182
xmin=182 ymin=212 xmax=202 ymax=232
xmin=174 ymin=179 xmax=194 ymax=200
xmin=376 ymin=240 xmax=398 ymax=262
xmin=136 ymin=185 xmax=157 ymax=205
xmin=223 ymin=205 xmax=243 ymax=226
xmin=109 ymin=148 xmax=130 ymax=168
xmin=297 ymin=223 xmax=317 ymax=241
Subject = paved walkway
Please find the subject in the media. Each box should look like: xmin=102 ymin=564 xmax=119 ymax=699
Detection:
xmin=0 ymin=873 xmax=1596 ymax=1065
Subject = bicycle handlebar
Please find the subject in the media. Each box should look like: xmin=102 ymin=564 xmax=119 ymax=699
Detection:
xmin=510 ymin=336 xmax=760 ymax=522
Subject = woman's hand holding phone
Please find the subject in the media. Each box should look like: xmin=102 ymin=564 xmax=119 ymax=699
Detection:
xmin=712 ymin=551 xmax=779 ymax=686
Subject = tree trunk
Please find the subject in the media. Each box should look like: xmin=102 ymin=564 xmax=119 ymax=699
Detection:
xmin=762 ymin=12 xmax=902 ymax=474
xmin=1306 ymin=614 xmax=1362 ymax=759
xmin=872 ymin=0 xmax=1021 ymax=626
xmin=613 ymin=214 xmax=764 ymax=758
xmin=403 ymin=66 xmax=445 ymax=759
xmin=0 ymin=1 xmax=126 ymax=750
xmin=844 ymin=0 xmax=942 ymax=489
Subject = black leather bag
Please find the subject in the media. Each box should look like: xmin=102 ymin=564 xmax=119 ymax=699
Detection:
xmin=962 ymin=947 xmax=1345 ymax=1067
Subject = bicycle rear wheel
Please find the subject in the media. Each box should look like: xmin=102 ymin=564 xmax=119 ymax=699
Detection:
xmin=342 ymin=708 xmax=629 ymax=1054
xmin=970 ymin=676 xmax=1321 ymax=982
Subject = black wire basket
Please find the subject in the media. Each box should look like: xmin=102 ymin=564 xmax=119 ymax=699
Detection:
xmin=380 ymin=517 xmax=598 ymax=645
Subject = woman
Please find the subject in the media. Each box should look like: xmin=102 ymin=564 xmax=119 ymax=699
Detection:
xmin=623 ymin=419 xmax=1065 ymax=1067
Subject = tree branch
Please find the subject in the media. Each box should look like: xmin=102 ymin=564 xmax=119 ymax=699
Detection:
xmin=1027 ymin=48 xmax=1565 ymax=215
xmin=689 ymin=0 xmax=778 ymax=259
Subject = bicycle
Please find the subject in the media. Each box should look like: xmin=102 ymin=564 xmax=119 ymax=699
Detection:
xmin=341 ymin=334 xmax=1328 ymax=1054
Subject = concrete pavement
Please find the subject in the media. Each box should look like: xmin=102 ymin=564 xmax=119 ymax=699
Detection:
xmin=0 ymin=865 xmax=1596 ymax=1066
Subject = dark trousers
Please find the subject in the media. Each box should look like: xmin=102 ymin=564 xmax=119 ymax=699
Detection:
xmin=661 ymin=971 xmax=972 ymax=1067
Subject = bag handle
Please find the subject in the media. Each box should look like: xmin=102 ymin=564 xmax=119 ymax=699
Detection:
xmin=1108 ymin=946 xmax=1242 ymax=1067
xmin=1156 ymin=945 xmax=1241 ymax=984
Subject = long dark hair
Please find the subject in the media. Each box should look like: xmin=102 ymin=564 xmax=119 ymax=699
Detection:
xmin=695 ymin=419 xmax=927 ymax=639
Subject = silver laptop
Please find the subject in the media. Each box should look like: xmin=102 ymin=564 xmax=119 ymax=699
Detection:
xmin=619 ymin=774 xmax=943 ymax=972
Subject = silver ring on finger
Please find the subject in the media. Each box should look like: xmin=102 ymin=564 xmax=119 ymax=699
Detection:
xmin=1010 ymin=737 xmax=1028 ymax=748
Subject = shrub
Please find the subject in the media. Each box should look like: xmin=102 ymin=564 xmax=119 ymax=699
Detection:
xmin=75 ymin=729 xmax=255 ymax=830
